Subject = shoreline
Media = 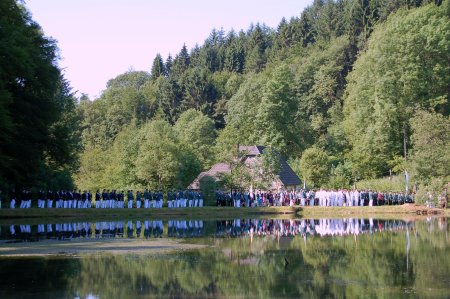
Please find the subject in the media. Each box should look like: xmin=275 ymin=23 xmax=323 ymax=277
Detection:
xmin=0 ymin=205 xmax=447 ymax=224
xmin=298 ymin=204 xmax=448 ymax=219
xmin=0 ymin=238 xmax=206 ymax=257
xmin=0 ymin=206 xmax=298 ymax=224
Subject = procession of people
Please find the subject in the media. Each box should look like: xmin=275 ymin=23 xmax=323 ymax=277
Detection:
xmin=0 ymin=187 xmax=414 ymax=209
xmin=217 ymin=189 xmax=414 ymax=207
xmin=0 ymin=189 xmax=205 ymax=209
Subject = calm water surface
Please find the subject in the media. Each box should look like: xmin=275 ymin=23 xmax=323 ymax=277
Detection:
xmin=0 ymin=217 xmax=449 ymax=298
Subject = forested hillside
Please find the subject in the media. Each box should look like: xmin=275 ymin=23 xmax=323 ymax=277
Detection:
xmin=75 ymin=0 xmax=449 ymax=195
xmin=1 ymin=0 xmax=448 ymax=200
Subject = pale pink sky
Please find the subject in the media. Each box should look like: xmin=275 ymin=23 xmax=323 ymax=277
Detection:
xmin=25 ymin=0 xmax=311 ymax=99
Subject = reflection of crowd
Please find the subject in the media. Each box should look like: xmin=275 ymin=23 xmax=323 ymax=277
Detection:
xmin=168 ymin=220 xmax=204 ymax=238
xmin=4 ymin=220 xmax=168 ymax=241
xmin=216 ymin=189 xmax=414 ymax=207
xmin=214 ymin=219 xmax=415 ymax=238
xmin=2 ymin=220 xmax=207 ymax=241
xmin=313 ymin=218 xmax=414 ymax=236
xmin=2 ymin=218 xmax=420 ymax=242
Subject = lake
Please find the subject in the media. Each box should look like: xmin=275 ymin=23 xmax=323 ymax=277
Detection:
xmin=0 ymin=217 xmax=449 ymax=298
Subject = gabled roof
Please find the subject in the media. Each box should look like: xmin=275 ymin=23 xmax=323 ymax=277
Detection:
xmin=188 ymin=163 xmax=230 ymax=190
xmin=207 ymin=162 xmax=231 ymax=174
xmin=279 ymin=158 xmax=301 ymax=186
xmin=239 ymin=145 xmax=300 ymax=186
xmin=239 ymin=145 xmax=265 ymax=156
xmin=188 ymin=146 xmax=301 ymax=189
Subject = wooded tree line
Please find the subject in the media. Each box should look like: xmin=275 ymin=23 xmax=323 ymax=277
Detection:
xmin=1 ymin=0 xmax=448 ymax=197
xmin=0 ymin=0 xmax=79 ymax=191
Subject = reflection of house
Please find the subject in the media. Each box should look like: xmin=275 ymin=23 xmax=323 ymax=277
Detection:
xmin=188 ymin=145 xmax=300 ymax=191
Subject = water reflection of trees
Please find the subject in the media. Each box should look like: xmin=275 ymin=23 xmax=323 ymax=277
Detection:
xmin=65 ymin=218 xmax=449 ymax=299
xmin=0 ymin=258 xmax=79 ymax=298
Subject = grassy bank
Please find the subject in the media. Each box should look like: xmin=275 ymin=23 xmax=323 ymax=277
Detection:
xmin=298 ymin=204 xmax=448 ymax=219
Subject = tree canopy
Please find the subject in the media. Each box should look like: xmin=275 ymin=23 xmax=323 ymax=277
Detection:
xmin=3 ymin=0 xmax=446 ymax=195
xmin=0 ymin=0 xmax=78 ymax=189
xmin=343 ymin=1 xmax=449 ymax=179
xmin=74 ymin=0 xmax=448 ymax=193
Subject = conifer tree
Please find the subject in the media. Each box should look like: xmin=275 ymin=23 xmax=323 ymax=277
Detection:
xmin=150 ymin=53 xmax=165 ymax=80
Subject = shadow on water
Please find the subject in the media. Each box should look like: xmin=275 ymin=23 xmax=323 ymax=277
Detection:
xmin=0 ymin=217 xmax=449 ymax=299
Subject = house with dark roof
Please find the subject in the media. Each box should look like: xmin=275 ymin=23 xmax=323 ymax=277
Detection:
xmin=188 ymin=145 xmax=301 ymax=191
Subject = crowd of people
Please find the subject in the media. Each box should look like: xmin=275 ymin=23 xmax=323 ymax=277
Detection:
xmin=0 ymin=189 xmax=204 ymax=209
xmin=216 ymin=189 xmax=414 ymax=207
xmin=0 ymin=188 xmax=414 ymax=209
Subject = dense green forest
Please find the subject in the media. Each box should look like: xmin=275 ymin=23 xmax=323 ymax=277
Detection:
xmin=1 ymin=0 xmax=448 ymax=202
xmin=0 ymin=0 xmax=79 ymax=190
